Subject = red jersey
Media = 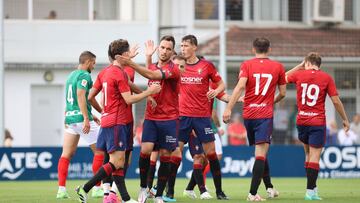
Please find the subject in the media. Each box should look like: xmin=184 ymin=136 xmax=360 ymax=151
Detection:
xmin=124 ymin=66 xmax=135 ymax=82
xmin=179 ymin=58 xmax=222 ymax=117
xmin=287 ymin=69 xmax=338 ymax=126
xmin=145 ymin=61 xmax=180 ymax=120
xmin=239 ymin=58 xmax=286 ymax=119
xmin=93 ymin=65 xmax=133 ymax=127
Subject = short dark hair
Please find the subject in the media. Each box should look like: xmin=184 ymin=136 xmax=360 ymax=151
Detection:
xmin=79 ymin=51 xmax=96 ymax=64
xmin=253 ymin=37 xmax=270 ymax=54
xmin=305 ymin=52 xmax=322 ymax=67
xmin=172 ymin=54 xmax=186 ymax=61
xmin=109 ymin=39 xmax=129 ymax=60
xmin=160 ymin=35 xmax=175 ymax=48
xmin=182 ymin=35 xmax=198 ymax=46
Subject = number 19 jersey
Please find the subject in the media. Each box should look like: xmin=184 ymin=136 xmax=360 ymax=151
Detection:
xmin=239 ymin=58 xmax=286 ymax=119
xmin=65 ymin=69 xmax=93 ymax=124
xmin=287 ymin=69 xmax=338 ymax=126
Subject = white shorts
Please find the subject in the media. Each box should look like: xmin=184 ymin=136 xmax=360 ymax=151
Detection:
xmin=214 ymin=133 xmax=223 ymax=155
xmin=65 ymin=121 xmax=99 ymax=145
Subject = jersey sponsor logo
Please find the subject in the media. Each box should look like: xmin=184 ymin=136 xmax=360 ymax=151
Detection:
xmin=249 ymin=103 xmax=267 ymax=108
xmin=0 ymin=152 xmax=52 ymax=180
xmin=65 ymin=110 xmax=82 ymax=117
xmin=81 ymin=79 xmax=87 ymax=88
xmin=299 ymin=111 xmax=319 ymax=116
xmin=319 ymin=146 xmax=360 ymax=178
xmin=181 ymin=77 xmax=203 ymax=84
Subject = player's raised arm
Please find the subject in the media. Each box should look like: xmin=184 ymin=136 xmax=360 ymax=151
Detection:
xmin=223 ymin=77 xmax=247 ymax=123
xmin=145 ymin=40 xmax=157 ymax=68
xmin=116 ymin=55 xmax=164 ymax=80
xmin=285 ymin=61 xmax=305 ymax=83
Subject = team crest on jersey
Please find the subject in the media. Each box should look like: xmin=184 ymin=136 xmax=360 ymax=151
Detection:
xmin=81 ymin=79 xmax=87 ymax=87
xmin=198 ymin=69 xmax=202 ymax=74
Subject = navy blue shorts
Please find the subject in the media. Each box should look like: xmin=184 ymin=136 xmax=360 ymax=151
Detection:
xmin=96 ymin=123 xmax=133 ymax=153
xmin=244 ymin=118 xmax=273 ymax=146
xmin=297 ymin=125 xmax=326 ymax=148
xmin=189 ymin=133 xmax=204 ymax=156
xmin=142 ymin=119 xmax=178 ymax=151
xmin=178 ymin=116 xmax=215 ymax=144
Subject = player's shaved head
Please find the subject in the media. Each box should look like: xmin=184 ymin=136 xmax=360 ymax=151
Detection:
xmin=253 ymin=37 xmax=270 ymax=54
xmin=109 ymin=39 xmax=130 ymax=60
xmin=79 ymin=51 xmax=96 ymax=64
xmin=182 ymin=35 xmax=198 ymax=46
xmin=160 ymin=35 xmax=175 ymax=49
xmin=305 ymin=52 xmax=322 ymax=67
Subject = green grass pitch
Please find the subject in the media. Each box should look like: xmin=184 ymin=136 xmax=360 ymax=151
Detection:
xmin=1 ymin=178 xmax=359 ymax=202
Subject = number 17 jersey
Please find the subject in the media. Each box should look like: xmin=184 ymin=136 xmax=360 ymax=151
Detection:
xmin=287 ymin=69 xmax=338 ymax=126
xmin=239 ymin=58 xmax=286 ymax=119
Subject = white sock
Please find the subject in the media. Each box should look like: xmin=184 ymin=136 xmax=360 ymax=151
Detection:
xmin=111 ymin=182 xmax=118 ymax=193
xmin=58 ymin=186 xmax=66 ymax=192
xmin=103 ymin=183 xmax=111 ymax=194
xmin=314 ymin=187 xmax=318 ymax=193
xmin=306 ymin=189 xmax=315 ymax=195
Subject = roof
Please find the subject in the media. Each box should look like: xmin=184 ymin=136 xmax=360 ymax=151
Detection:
xmin=198 ymin=26 xmax=360 ymax=58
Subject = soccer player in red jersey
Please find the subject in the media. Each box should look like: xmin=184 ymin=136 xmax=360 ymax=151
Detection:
xmin=178 ymin=35 xmax=228 ymax=200
xmin=286 ymin=52 xmax=349 ymax=200
xmin=116 ymin=36 xmax=181 ymax=203
xmin=223 ymin=37 xmax=286 ymax=201
xmin=75 ymin=39 xmax=161 ymax=203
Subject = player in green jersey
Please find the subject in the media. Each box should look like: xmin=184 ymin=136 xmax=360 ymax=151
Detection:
xmin=57 ymin=51 xmax=104 ymax=199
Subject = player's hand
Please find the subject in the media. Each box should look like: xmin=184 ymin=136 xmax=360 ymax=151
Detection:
xmin=82 ymin=118 xmax=90 ymax=134
xmin=343 ymin=120 xmax=350 ymax=132
xmin=148 ymin=96 xmax=157 ymax=109
xmin=297 ymin=61 xmax=305 ymax=69
xmin=145 ymin=40 xmax=158 ymax=57
xmin=218 ymin=127 xmax=225 ymax=136
xmin=93 ymin=115 xmax=101 ymax=125
xmin=129 ymin=44 xmax=140 ymax=58
xmin=223 ymin=109 xmax=232 ymax=124
xmin=148 ymin=84 xmax=161 ymax=94
xmin=115 ymin=55 xmax=132 ymax=66
xmin=206 ymin=89 xmax=218 ymax=100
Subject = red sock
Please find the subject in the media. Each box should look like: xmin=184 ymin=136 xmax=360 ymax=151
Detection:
xmin=93 ymin=154 xmax=104 ymax=186
xmin=203 ymin=163 xmax=210 ymax=184
xmin=58 ymin=157 xmax=70 ymax=187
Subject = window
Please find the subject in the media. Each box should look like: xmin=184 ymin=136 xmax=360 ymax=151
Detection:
xmin=4 ymin=0 xmax=28 ymax=19
xmin=33 ymin=0 xmax=88 ymax=20
xmin=194 ymin=0 xmax=218 ymax=20
xmin=288 ymin=0 xmax=302 ymax=22
xmin=226 ymin=0 xmax=243 ymax=20
xmin=344 ymin=0 xmax=353 ymax=21
xmin=335 ymin=69 xmax=357 ymax=89
xmin=93 ymin=0 xmax=118 ymax=20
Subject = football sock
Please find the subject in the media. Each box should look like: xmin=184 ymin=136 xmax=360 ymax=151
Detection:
xmin=155 ymin=156 xmax=171 ymax=197
xmin=249 ymin=156 xmax=265 ymax=196
xmin=147 ymin=160 xmax=157 ymax=189
xmin=307 ymin=162 xmax=319 ymax=190
xmin=193 ymin=163 xmax=207 ymax=194
xmin=207 ymin=152 xmax=223 ymax=193
xmin=83 ymin=162 xmax=115 ymax=193
xmin=58 ymin=157 xmax=70 ymax=187
xmin=166 ymin=156 xmax=182 ymax=196
xmin=92 ymin=154 xmax=104 ymax=186
xmin=113 ymin=168 xmax=131 ymax=201
xmin=139 ymin=152 xmax=151 ymax=188
xmin=263 ymin=159 xmax=273 ymax=189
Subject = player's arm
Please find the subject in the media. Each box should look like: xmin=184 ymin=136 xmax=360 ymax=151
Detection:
xmin=331 ymin=96 xmax=350 ymax=132
xmin=274 ymin=84 xmax=286 ymax=104
xmin=285 ymin=61 xmax=305 ymax=83
xmin=145 ymin=40 xmax=157 ymax=68
xmin=121 ymin=84 xmax=161 ymax=105
xmin=207 ymin=80 xmax=225 ymax=99
xmin=223 ymin=77 xmax=247 ymax=123
xmin=77 ymin=88 xmax=90 ymax=134
xmin=117 ymin=55 xmax=164 ymax=80
xmin=128 ymin=80 xmax=157 ymax=108
xmin=218 ymin=93 xmax=243 ymax=103
xmin=88 ymin=88 xmax=102 ymax=114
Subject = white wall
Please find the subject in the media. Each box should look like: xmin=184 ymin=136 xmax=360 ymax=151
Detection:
xmin=4 ymin=20 xmax=158 ymax=64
